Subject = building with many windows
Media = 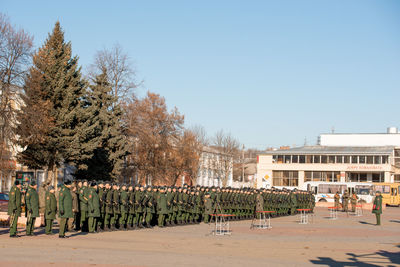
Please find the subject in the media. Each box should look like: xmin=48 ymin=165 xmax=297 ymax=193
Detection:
xmin=257 ymin=128 xmax=400 ymax=189
xmin=196 ymin=146 xmax=233 ymax=187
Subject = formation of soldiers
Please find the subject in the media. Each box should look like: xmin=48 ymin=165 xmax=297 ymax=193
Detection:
xmin=7 ymin=179 xmax=315 ymax=238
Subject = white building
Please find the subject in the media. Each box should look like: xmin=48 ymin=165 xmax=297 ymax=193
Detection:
xmin=257 ymin=128 xmax=400 ymax=189
xmin=196 ymin=146 xmax=233 ymax=187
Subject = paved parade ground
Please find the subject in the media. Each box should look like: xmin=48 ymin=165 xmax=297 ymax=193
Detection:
xmin=0 ymin=207 xmax=399 ymax=267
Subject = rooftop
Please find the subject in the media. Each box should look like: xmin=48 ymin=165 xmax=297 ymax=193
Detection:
xmin=260 ymin=146 xmax=396 ymax=155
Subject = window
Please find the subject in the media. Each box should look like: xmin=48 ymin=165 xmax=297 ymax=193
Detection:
xmin=313 ymin=155 xmax=320 ymax=163
xmin=0 ymin=194 xmax=9 ymax=201
xmin=374 ymin=156 xmax=381 ymax=164
xmin=305 ymin=171 xmax=312 ymax=182
xmin=284 ymin=155 xmax=291 ymax=164
xmin=359 ymin=173 xmax=367 ymax=182
xmin=382 ymin=156 xmax=388 ymax=164
xmin=366 ymin=156 xmax=373 ymax=164
xmin=273 ymin=171 xmax=298 ymax=187
xmin=355 ymin=185 xmax=372 ymax=195
xmin=299 ymin=155 xmax=305 ymax=163
xmin=318 ymin=184 xmax=347 ymax=194
xmin=321 ymin=156 xmax=327 ymax=164
xmin=272 ymin=155 xmax=277 ymax=163
xmin=336 ymin=156 xmax=343 ymax=163
xmin=351 ymin=156 xmax=358 ymax=164
xmin=374 ymin=185 xmax=390 ymax=194
xmin=344 ymin=156 xmax=350 ymax=163
xmin=372 ymin=173 xmax=383 ymax=182
xmin=312 ymin=171 xmax=322 ymax=181
xmin=292 ymin=155 xmax=298 ymax=163
xmin=306 ymin=155 xmax=312 ymax=163
xmin=328 ymin=156 xmax=335 ymax=164
xmin=277 ymin=155 xmax=283 ymax=164
xmin=394 ymin=175 xmax=400 ymax=183
xmin=359 ymin=156 xmax=366 ymax=164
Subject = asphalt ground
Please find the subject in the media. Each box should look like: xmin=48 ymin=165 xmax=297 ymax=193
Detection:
xmin=0 ymin=207 xmax=399 ymax=267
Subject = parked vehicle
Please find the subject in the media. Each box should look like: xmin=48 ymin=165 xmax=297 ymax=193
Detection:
xmin=373 ymin=182 xmax=400 ymax=206
xmin=301 ymin=181 xmax=374 ymax=203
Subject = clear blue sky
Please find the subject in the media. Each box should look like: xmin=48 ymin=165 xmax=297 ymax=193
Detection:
xmin=2 ymin=0 xmax=400 ymax=149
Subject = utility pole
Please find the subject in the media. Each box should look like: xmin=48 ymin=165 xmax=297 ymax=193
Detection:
xmin=242 ymin=144 xmax=245 ymax=183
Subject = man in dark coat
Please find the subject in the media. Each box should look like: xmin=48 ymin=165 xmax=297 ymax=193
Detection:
xmin=8 ymin=180 xmax=22 ymax=237
xmin=25 ymin=180 xmax=39 ymax=236
xmin=45 ymin=186 xmax=57 ymax=235
xmin=59 ymin=180 xmax=73 ymax=238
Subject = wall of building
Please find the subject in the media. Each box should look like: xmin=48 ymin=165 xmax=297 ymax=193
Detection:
xmin=320 ymin=134 xmax=400 ymax=147
xmin=256 ymin=154 xmax=394 ymax=189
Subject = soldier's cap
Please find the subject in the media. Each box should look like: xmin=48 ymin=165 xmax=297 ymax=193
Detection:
xmin=90 ymin=181 xmax=97 ymax=187
xmin=205 ymin=192 xmax=210 ymax=195
xmin=98 ymin=181 xmax=104 ymax=185
xmin=82 ymin=179 xmax=88 ymax=183
xmin=376 ymin=191 xmax=381 ymax=194
xmin=14 ymin=180 xmax=20 ymax=186
xmin=30 ymin=180 xmax=36 ymax=186
xmin=64 ymin=180 xmax=72 ymax=185
xmin=48 ymin=185 xmax=55 ymax=191
xmin=105 ymin=181 xmax=111 ymax=185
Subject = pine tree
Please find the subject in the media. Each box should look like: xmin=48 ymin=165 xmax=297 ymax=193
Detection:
xmin=17 ymin=22 xmax=88 ymax=181
xmin=75 ymin=69 xmax=127 ymax=181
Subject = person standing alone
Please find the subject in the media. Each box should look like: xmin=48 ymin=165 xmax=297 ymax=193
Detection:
xmin=8 ymin=180 xmax=22 ymax=238
xmin=372 ymin=191 xmax=383 ymax=226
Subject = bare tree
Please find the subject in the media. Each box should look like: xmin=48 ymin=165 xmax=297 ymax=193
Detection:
xmin=212 ymin=130 xmax=240 ymax=186
xmin=89 ymin=43 xmax=140 ymax=101
xmin=189 ymin=124 xmax=209 ymax=146
xmin=0 ymin=14 xmax=33 ymax=188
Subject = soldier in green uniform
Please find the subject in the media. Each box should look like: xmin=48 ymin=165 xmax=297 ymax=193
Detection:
xmin=127 ymin=185 xmax=135 ymax=229
xmin=351 ymin=192 xmax=358 ymax=212
xmin=8 ymin=180 xmax=22 ymax=238
xmin=97 ymin=181 xmax=105 ymax=232
xmin=104 ymin=182 xmax=113 ymax=231
xmin=144 ymin=186 xmax=155 ymax=228
xmin=88 ymin=181 xmax=100 ymax=233
xmin=134 ymin=185 xmax=145 ymax=228
xmin=334 ymin=192 xmax=340 ymax=209
xmin=203 ymin=192 xmax=213 ymax=223
xmin=69 ymin=182 xmax=79 ymax=232
xmin=165 ymin=186 xmax=174 ymax=226
xmin=342 ymin=191 xmax=349 ymax=212
xmin=44 ymin=186 xmax=57 ymax=235
xmin=111 ymin=183 xmax=120 ymax=230
xmin=157 ymin=187 xmax=168 ymax=227
xmin=59 ymin=180 xmax=73 ymax=238
xmin=25 ymin=181 xmax=39 ymax=236
xmin=372 ymin=191 xmax=382 ymax=225
xmin=79 ymin=180 xmax=89 ymax=232
xmin=119 ymin=184 xmax=129 ymax=230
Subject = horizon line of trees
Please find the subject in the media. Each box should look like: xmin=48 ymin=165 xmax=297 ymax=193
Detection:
xmin=0 ymin=15 xmax=244 ymax=186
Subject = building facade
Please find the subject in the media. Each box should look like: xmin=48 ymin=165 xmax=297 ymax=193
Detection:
xmin=257 ymin=129 xmax=400 ymax=189
xmin=196 ymin=146 xmax=233 ymax=187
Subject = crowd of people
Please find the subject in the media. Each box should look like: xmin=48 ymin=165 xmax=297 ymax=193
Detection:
xmin=7 ymin=179 xmax=315 ymax=238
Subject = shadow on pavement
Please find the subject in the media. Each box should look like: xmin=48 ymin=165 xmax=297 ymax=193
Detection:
xmin=68 ymin=231 xmax=89 ymax=237
xmin=358 ymin=221 xmax=376 ymax=226
xmin=310 ymin=245 xmax=400 ymax=267
xmin=389 ymin=220 xmax=400 ymax=224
